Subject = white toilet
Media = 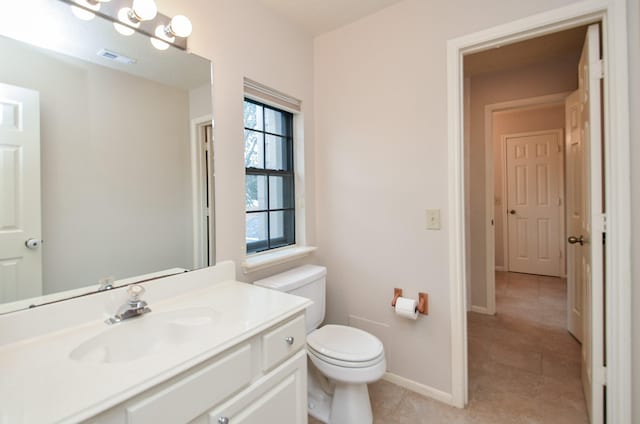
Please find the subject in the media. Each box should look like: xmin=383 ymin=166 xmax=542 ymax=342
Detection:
xmin=255 ymin=265 xmax=386 ymax=424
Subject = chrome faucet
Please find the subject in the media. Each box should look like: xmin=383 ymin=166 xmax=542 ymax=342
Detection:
xmin=105 ymin=284 xmax=151 ymax=325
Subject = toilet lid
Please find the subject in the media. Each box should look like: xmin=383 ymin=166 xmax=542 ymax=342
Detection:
xmin=307 ymin=325 xmax=384 ymax=362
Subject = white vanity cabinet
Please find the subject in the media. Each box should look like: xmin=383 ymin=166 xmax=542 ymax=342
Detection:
xmin=85 ymin=313 xmax=308 ymax=424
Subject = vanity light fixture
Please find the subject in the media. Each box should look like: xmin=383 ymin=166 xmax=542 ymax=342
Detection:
xmin=61 ymin=0 xmax=192 ymax=51
xmin=114 ymin=7 xmax=138 ymax=36
xmin=70 ymin=0 xmax=103 ymax=21
xmin=150 ymin=15 xmax=192 ymax=50
xmin=126 ymin=0 xmax=158 ymax=23
xmin=150 ymin=25 xmax=170 ymax=50
xmin=164 ymin=15 xmax=193 ymax=38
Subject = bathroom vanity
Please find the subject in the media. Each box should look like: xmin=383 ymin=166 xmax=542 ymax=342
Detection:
xmin=0 ymin=262 xmax=310 ymax=424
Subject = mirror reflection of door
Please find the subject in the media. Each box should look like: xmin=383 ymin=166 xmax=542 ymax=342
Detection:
xmin=0 ymin=82 xmax=42 ymax=302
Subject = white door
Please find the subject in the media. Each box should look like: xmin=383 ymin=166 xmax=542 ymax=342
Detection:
xmin=573 ymin=24 xmax=605 ymax=423
xmin=0 ymin=82 xmax=42 ymax=303
xmin=505 ymin=130 xmax=563 ymax=277
xmin=565 ymin=90 xmax=584 ymax=343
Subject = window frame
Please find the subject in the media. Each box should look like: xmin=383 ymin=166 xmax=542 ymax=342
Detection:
xmin=244 ymin=98 xmax=296 ymax=254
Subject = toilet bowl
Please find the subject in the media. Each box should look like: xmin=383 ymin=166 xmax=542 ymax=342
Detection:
xmin=254 ymin=265 xmax=386 ymax=424
xmin=306 ymin=325 xmax=386 ymax=424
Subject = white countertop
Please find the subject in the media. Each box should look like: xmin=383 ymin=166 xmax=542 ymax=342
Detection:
xmin=0 ymin=272 xmax=310 ymax=424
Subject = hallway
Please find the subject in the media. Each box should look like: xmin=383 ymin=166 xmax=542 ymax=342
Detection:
xmin=466 ymin=271 xmax=588 ymax=423
xmin=309 ymin=271 xmax=588 ymax=423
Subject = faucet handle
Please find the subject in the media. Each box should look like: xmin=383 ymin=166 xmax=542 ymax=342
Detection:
xmin=127 ymin=284 xmax=145 ymax=300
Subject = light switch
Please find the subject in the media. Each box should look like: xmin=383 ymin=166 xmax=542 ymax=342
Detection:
xmin=426 ymin=209 xmax=441 ymax=230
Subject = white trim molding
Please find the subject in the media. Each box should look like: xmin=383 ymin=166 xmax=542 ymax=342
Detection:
xmin=470 ymin=305 xmax=490 ymax=315
xmin=241 ymin=245 xmax=317 ymax=274
xmin=383 ymin=373 xmax=454 ymax=406
xmin=190 ymin=115 xmax=214 ymax=269
xmin=447 ymin=1 xmax=631 ymax=421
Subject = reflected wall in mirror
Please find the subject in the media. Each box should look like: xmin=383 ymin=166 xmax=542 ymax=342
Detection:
xmin=0 ymin=0 xmax=214 ymax=314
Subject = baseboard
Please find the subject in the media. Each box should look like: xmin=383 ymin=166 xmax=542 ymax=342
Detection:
xmin=495 ymin=266 xmax=506 ymax=272
xmin=470 ymin=305 xmax=490 ymax=314
xmin=382 ymin=372 xmax=455 ymax=407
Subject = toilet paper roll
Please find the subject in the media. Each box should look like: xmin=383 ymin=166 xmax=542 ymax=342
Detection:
xmin=395 ymin=296 xmax=419 ymax=320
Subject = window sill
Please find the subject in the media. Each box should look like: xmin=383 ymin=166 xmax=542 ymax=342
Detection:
xmin=241 ymin=245 xmax=317 ymax=274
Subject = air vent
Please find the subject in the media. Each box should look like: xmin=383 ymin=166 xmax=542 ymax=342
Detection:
xmin=97 ymin=49 xmax=137 ymax=65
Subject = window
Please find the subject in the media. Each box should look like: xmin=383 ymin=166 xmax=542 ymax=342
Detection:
xmin=244 ymin=99 xmax=295 ymax=253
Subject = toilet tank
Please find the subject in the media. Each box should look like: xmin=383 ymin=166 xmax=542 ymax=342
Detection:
xmin=254 ymin=265 xmax=326 ymax=333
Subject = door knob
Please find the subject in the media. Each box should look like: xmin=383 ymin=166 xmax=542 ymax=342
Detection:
xmin=218 ymin=417 xmax=229 ymax=424
xmin=567 ymin=235 xmax=584 ymax=245
xmin=509 ymin=210 xmax=516 ymax=215
xmin=25 ymin=238 xmax=42 ymax=249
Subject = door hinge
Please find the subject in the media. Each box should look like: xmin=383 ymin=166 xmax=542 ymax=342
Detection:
xmin=595 ymin=365 xmax=607 ymax=386
xmin=591 ymin=59 xmax=604 ymax=80
xmin=600 ymin=213 xmax=607 ymax=233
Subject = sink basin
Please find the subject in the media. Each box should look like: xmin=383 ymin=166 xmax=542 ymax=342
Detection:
xmin=69 ymin=308 xmax=220 ymax=364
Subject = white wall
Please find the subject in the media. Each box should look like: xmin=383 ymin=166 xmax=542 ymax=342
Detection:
xmin=189 ymin=84 xmax=213 ymax=119
xmin=492 ymin=105 xmax=566 ymax=270
xmin=157 ymin=0 xmax=316 ymax=281
xmin=314 ymin=0 xmax=581 ymax=394
xmin=468 ymin=59 xmax=576 ymax=308
xmin=0 ymin=36 xmax=193 ymax=294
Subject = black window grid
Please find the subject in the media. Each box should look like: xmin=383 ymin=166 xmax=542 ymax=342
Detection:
xmin=244 ymin=98 xmax=295 ymax=253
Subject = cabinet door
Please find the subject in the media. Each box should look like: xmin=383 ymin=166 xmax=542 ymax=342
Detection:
xmin=209 ymin=350 xmax=307 ymax=424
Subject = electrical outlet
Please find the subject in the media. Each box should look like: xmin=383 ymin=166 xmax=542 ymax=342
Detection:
xmin=426 ymin=209 xmax=441 ymax=230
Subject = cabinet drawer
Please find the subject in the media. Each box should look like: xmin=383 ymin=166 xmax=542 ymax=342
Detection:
xmin=262 ymin=315 xmax=305 ymax=371
xmin=126 ymin=344 xmax=252 ymax=424
xmin=208 ymin=350 xmax=307 ymax=424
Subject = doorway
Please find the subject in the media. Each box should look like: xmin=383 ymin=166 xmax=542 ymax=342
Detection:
xmin=464 ymin=25 xmax=591 ymax=422
xmin=447 ymin=3 xmax=631 ymax=423
xmin=503 ymin=129 xmax=564 ymax=277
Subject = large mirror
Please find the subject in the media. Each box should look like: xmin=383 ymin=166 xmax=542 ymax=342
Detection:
xmin=0 ymin=0 xmax=213 ymax=314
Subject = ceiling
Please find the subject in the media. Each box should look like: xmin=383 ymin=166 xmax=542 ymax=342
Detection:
xmin=256 ymin=0 xmax=406 ymax=35
xmin=464 ymin=26 xmax=588 ymax=76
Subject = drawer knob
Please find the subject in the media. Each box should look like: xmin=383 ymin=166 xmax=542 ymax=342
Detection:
xmin=218 ymin=417 xmax=229 ymax=424
xmin=285 ymin=336 xmax=295 ymax=345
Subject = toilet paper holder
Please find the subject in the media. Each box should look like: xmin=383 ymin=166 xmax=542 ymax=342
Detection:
xmin=391 ymin=288 xmax=428 ymax=315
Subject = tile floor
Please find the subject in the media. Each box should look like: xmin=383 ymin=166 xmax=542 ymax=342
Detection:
xmin=309 ymin=272 xmax=588 ymax=423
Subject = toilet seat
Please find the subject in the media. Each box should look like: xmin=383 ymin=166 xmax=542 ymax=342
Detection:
xmin=307 ymin=344 xmax=385 ymax=368
xmin=307 ymin=325 xmax=384 ymax=363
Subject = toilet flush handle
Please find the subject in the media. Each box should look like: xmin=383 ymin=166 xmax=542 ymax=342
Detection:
xmin=285 ymin=336 xmax=295 ymax=345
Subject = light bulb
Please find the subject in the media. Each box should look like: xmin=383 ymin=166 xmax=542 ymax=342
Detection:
xmin=114 ymin=7 xmax=137 ymax=36
xmin=151 ymin=24 xmax=171 ymax=50
xmin=131 ymin=0 xmax=157 ymax=21
xmin=150 ymin=37 xmax=170 ymax=50
xmin=167 ymin=15 xmax=192 ymax=38
xmin=70 ymin=0 xmax=100 ymax=21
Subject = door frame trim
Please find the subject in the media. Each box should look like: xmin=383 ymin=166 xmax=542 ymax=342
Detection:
xmin=447 ymin=2 xmax=631 ymax=422
xmin=190 ymin=115 xmax=214 ymax=269
xmin=501 ymin=128 xmax=565 ymax=277
xmin=482 ymin=93 xmax=569 ymax=317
